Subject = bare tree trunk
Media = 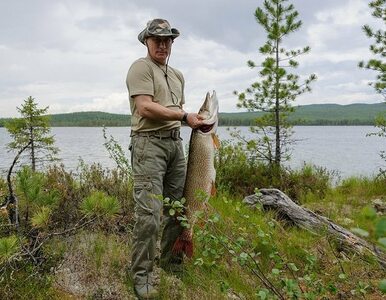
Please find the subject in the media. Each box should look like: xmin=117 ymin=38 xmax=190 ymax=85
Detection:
xmin=30 ymin=126 xmax=36 ymax=172
xmin=243 ymin=188 xmax=386 ymax=269
xmin=274 ymin=51 xmax=281 ymax=165
xmin=274 ymin=1 xmax=281 ymax=167
xmin=2 ymin=141 xmax=32 ymax=227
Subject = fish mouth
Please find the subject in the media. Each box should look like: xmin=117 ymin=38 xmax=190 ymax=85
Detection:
xmin=198 ymin=123 xmax=215 ymax=133
xmin=197 ymin=91 xmax=219 ymax=134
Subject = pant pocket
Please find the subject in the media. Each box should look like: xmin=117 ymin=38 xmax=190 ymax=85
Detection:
xmin=133 ymin=175 xmax=162 ymax=216
xmin=132 ymin=136 xmax=148 ymax=163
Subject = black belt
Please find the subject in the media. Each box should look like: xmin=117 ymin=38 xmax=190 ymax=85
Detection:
xmin=130 ymin=128 xmax=181 ymax=140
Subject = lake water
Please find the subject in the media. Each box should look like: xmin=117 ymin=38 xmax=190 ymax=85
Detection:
xmin=0 ymin=126 xmax=384 ymax=178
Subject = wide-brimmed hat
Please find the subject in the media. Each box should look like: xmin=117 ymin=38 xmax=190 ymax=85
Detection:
xmin=138 ymin=19 xmax=180 ymax=45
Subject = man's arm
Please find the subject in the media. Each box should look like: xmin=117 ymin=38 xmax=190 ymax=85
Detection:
xmin=134 ymin=95 xmax=204 ymax=128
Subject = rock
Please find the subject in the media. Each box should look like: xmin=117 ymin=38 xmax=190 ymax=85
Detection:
xmin=372 ymin=198 xmax=386 ymax=214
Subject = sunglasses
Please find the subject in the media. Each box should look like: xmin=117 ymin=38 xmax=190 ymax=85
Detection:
xmin=148 ymin=37 xmax=173 ymax=46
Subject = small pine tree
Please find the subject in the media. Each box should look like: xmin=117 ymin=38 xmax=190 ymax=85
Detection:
xmin=359 ymin=0 xmax=386 ymax=99
xmin=360 ymin=0 xmax=386 ymax=175
xmin=235 ymin=0 xmax=316 ymax=168
xmin=5 ymin=96 xmax=59 ymax=171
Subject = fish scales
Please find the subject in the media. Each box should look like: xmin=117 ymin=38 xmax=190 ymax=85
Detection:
xmin=184 ymin=130 xmax=216 ymax=220
xmin=172 ymin=91 xmax=219 ymax=258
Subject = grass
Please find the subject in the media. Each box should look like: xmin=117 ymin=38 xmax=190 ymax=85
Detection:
xmin=304 ymin=175 xmax=386 ymax=246
xmin=193 ymin=178 xmax=385 ymax=298
xmin=0 ymin=163 xmax=385 ymax=299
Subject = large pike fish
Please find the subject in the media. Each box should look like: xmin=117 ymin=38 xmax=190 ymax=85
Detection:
xmin=173 ymin=91 xmax=219 ymax=258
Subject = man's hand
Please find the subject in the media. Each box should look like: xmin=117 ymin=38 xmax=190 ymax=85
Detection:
xmin=186 ymin=113 xmax=205 ymax=129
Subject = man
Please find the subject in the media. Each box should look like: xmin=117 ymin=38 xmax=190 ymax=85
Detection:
xmin=126 ymin=19 xmax=204 ymax=299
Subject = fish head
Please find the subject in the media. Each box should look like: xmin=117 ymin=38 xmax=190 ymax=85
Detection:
xmin=197 ymin=91 xmax=219 ymax=134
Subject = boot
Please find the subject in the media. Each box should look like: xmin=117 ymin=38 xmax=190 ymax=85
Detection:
xmin=134 ymin=282 xmax=159 ymax=299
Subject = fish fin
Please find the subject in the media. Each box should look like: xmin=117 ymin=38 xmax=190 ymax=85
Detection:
xmin=172 ymin=237 xmax=185 ymax=255
xmin=172 ymin=230 xmax=194 ymax=258
xmin=211 ymin=133 xmax=220 ymax=149
xmin=185 ymin=240 xmax=193 ymax=258
xmin=211 ymin=181 xmax=216 ymax=196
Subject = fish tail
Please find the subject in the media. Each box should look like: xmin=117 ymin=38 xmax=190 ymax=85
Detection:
xmin=172 ymin=230 xmax=194 ymax=258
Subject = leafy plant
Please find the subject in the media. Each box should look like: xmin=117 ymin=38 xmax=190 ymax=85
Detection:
xmin=102 ymin=127 xmax=131 ymax=177
xmin=346 ymin=201 xmax=386 ymax=294
xmin=162 ymin=196 xmax=190 ymax=229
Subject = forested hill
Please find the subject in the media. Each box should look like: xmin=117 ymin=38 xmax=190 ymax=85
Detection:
xmin=292 ymin=103 xmax=386 ymax=125
xmin=49 ymin=111 xmax=130 ymax=127
xmin=0 ymin=103 xmax=385 ymax=127
xmin=221 ymin=103 xmax=386 ymax=126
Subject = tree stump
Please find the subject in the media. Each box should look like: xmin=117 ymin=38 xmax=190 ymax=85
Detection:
xmin=243 ymin=188 xmax=386 ymax=269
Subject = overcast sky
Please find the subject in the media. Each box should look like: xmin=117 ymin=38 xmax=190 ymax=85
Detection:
xmin=0 ymin=0 xmax=384 ymax=117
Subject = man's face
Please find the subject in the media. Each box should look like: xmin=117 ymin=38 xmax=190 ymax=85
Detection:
xmin=146 ymin=36 xmax=173 ymax=65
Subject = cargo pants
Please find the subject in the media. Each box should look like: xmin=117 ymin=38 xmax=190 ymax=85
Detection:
xmin=130 ymin=130 xmax=186 ymax=285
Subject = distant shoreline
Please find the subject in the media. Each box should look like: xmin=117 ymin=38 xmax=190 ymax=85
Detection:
xmin=0 ymin=102 xmax=385 ymax=127
xmin=0 ymin=123 xmax=379 ymax=128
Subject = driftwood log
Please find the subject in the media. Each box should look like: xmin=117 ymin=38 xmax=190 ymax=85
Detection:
xmin=243 ymin=188 xmax=386 ymax=269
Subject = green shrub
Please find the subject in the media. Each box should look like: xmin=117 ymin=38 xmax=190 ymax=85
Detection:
xmin=0 ymin=235 xmax=19 ymax=264
xmin=81 ymin=190 xmax=120 ymax=220
xmin=16 ymin=166 xmax=59 ymax=228
xmin=45 ymin=163 xmax=134 ymax=228
xmin=338 ymin=176 xmax=386 ymax=198
xmin=281 ymin=164 xmax=334 ymax=202
xmin=0 ymin=264 xmax=56 ymax=299
xmin=45 ymin=164 xmax=83 ymax=226
xmin=31 ymin=206 xmax=52 ymax=229
xmin=215 ymin=141 xmax=273 ymax=195
xmin=77 ymin=161 xmax=134 ymax=221
xmin=215 ymin=141 xmax=334 ymax=201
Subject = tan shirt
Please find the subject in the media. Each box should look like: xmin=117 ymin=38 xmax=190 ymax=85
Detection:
xmin=126 ymin=56 xmax=185 ymax=132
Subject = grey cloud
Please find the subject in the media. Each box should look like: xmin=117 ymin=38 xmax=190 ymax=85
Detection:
xmin=102 ymin=0 xmax=349 ymax=52
xmin=0 ymin=1 xmax=74 ymax=50
xmin=0 ymin=0 xmax=382 ymax=117
xmin=76 ymin=16 xmax=119 ymax=31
